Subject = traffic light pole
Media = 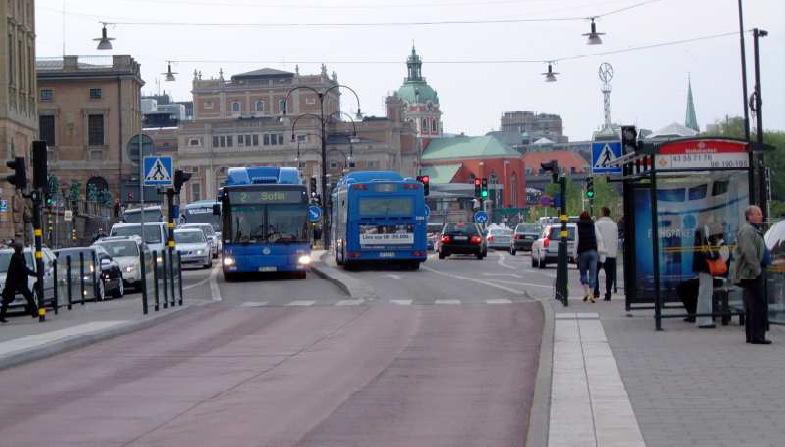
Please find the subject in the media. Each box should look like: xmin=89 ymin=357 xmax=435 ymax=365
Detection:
xmin=166 ymin=188 xmax=175 ymax=291
xmin=31 ymin=191 xmax=46 ymax=321
xmin=555 ymin=174 xmax=569 ymax=307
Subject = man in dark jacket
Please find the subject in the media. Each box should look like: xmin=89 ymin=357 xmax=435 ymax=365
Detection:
xmin=0 ymin=243 xmax=38 ymax=322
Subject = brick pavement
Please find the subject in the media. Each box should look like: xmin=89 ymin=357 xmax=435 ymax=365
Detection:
xmin=549 ymin=295 xmax=784 ymax=447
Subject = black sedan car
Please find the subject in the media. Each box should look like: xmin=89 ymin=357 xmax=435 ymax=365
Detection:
xmin=437 ymin=222 xmax=488 ymax=260
xmin=510 ymin=222 xmax=541 ymax=254
xmin=55 ymin=246 xmax=124 ymax=300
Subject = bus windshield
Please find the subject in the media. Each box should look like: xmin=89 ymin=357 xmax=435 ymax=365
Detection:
xmin=229 ymin=203 xmax=307 ymax=244
xmin=358 ymin=197 xmax=413 ymax=217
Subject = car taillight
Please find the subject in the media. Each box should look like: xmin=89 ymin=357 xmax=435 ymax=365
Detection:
xmin=470 ymin=235 xmax=482 ymax=244
xmin=488 ymin=235 xmax=494 ymax=242
xmin=515 ymin=235 xmax=524 ymax=240
xmin=441 ymin=235 xmax=451 ymax=243
xmin=543 ymin=237 xmax=550 ymax=248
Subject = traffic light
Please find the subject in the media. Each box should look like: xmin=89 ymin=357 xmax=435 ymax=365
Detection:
xmin=586 ymin=176 xmax=595 ymax=200
xmin=32 ymin=140 xmax=48 ymax=192
xmin=620 ymin=125 xmax=638 ymax=154
xmin=474 ymin=177 xmax=482 ymax=198
xmin=541 ymin=160 xmax=560 ymax=183
xmin=481 ymin=177 xmax=489 ymax=199
xmin=416 ymin=175 xmax=430 ymax=196
xmin=309 ymin=176 xmax=317 ymax=197
xmin=5 ymin=157 xmax=26 ymax=190
xmin=173 ymin=169 xmax=192 ymax=194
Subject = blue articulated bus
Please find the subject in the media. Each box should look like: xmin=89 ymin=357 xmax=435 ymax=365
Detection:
xmin=331 ymin=171 xmax=428 ymax=270
xmin=218 ymin=166 xmax=311 ymax=280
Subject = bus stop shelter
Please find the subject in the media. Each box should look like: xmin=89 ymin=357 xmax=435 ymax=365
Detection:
xmin=619 ymin=137 xmax=753 ymax=330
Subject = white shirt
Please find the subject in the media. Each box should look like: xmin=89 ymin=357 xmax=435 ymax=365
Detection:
xmin=595 ymin=216 xmax=619 ymax=258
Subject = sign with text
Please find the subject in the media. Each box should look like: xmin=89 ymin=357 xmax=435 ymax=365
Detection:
xmin=655 ymin=139 xmax=749 ymax=170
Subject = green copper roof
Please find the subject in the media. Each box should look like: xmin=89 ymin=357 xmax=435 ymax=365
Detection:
xmin=421 ymin=164 xmax=461 ymax=184
xmin=422 ymin=136 xmax=519 ymax=160
xmin=685 ymin=77 xmax=699 ymax=132
xmin=397 ymin=82 xmax=439 ymax=104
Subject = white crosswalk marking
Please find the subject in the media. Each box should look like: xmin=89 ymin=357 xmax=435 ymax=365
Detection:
xmin=287 ymin=300 xmax=316 ymax=307
xmin=389 ymin=299 xmax=413 ymax=306
xmin=435 ymin=299 xmax=461 ymax=305
xmin=486 ymin=298 xmax=512 ymax=304
xmin=336 ymin=299 xmax=364 ymax=306
xmin=240 ymin=302 xmax=268 ymax=307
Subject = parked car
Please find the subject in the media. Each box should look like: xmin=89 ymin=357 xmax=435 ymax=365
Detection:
xmin=180 ymin=223 xmax=220 ymax=258
xmin=93 ymin=235 xmax=152 ymax=290
xmin=174 ymin=228 xmax=212 ymax=269
xmin=531 ymin=223 xmax=577 ymax=268
xmin=55 ymin=246 xmax=124 ymax=299
xmin=487 ymin=227 xmax=514 ymax=251
xmin=510 ymin=222 xmax=541 ymax=254
xmin=437 ymin=222 xmax=488 ymax=260
xmin=0 ymin=246 xmax=62 ymax=313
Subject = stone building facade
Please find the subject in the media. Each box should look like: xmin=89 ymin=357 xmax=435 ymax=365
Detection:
xmin=36 ymin=55 xmax=144 ymax=205
xmin=0 ymin=0 xmax=37 ymax=241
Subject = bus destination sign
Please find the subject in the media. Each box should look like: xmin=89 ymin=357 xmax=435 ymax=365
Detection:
xmin=229 ymin=190 xmax=305 ymax=204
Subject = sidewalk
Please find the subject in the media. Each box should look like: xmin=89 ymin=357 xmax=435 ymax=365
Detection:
xmin=546 ymin=292 xmax=785 ymax=447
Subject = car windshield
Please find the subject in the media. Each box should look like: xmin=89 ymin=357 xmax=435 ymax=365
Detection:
xmin=175 ymin=231 xmax=206 ymax=244
xmin=123 ymin=209 xmax=163 ymax=223
xmin=96 ymin=241 xmax=138 ymax=257
xmin=444 ymin=223 xmax=479 ymax=235
xmin=490 ymin=228 xmax=512 ymax=235
xmin=112 ymin=225 xmax=163 ymax=244
xmin=548 ymin=226 xmax=576 ymax=240
xmin=184 ymin=224 xmax=214 ymax=236
xmin=516 ymin=223 xmax=539 ymax=233
xmin=57 ymin=249 xmax=96 ymax=262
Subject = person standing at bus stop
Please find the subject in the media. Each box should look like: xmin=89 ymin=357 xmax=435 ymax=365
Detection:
xmin=576 ymin=211 xmax=605 ymax=303
xmin=733 ymin=205 xmax=771 ymax=344
xmin=594 ymin=207 xmax=619 ymax=301
xmin=0 ymin=243 xmax=38 ymax=322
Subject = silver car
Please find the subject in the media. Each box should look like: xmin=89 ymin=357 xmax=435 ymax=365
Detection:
xmin=174 ymin=228 xmax=212 ymax=269
xmin=486 ymin=227 xmax=514 ymax=251
xmin=531 ymin=224 xmax=578 ymax=268
xmin=180 ymin=223 xmax=220 ymax=258
xmin=0 ymin=247 xmax=62 ymax=312
xmin=93 ymin=235 xmax=152 ymax=290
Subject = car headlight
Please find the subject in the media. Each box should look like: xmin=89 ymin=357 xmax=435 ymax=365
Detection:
xmin=89 ymin=265 xmax=95 ymax=273
xmin=157 ymin=255 xmax=163 ymax=264
xmin=223 ymin=257 xmax=235 ymax=266
xmin=297 ymin=255 xmax=312 ymax=265
xmin=196 ymin=250 xmax=204 ymax=255
xmin=125 ymin=266 xmax=135 ymax=273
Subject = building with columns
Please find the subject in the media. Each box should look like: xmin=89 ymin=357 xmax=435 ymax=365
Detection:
xmin=1 ymin=0 xmax=37 ymax=241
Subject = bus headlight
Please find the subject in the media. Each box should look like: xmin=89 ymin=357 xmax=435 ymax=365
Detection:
xmin=223 ymin=257 xmax=235 ymax=266
xmin=297 ymin=255 xmax=312 ymax=265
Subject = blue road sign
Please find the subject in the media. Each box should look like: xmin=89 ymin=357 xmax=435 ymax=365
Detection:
xmin=0 ymin=199 xmax=7 ymax=213
xmin=473 ymin=210 xmax=489 ymax=224
xmin=591 ymin=141 xmax=622 ymax=175
xmin=143 ymin=156 xmax=173 ymax=187
xmin=308 ymin=205 xmax=322 ymax=223
xmin=553 ymin=195 xmax=562 ymax=208
xmin=424 ymin=205 xmax=430 ymax=217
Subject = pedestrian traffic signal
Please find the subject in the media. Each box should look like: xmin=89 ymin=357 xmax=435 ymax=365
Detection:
xmin=32 ymin=141 xmax=48 ymax=192
xmin=474 ymin=177 xmax=482 ymax=198
xmin=173 ymin=169 xmax=192 ymax=194
xmin=481 ymin=177 xmax=489 ymax=199
xmin=586 ymin=177 xmax=595 ymax=200
xmin=309 ymin=177 xmax=317 ymax=197
xmin=620 ymin=125 xmax=638 ymax=154
xmin=5 ymin=157 xmax=27 ymax=190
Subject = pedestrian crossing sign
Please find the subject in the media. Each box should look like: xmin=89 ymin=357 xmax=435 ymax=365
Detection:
xmin=143 ymin=156 xmax=173 ymax=186
xmin=591 ymin=141 xmax=622 ymax=175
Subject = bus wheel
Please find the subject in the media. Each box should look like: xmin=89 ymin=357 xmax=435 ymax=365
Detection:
xmin=223 ymin=272 xmax=236 ymax=282
xmin=408 ymin=261 xmax=420 ymax=271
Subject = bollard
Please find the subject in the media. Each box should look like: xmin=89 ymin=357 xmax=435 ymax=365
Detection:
xmin=178 ymin=252 xmax=183 ymax=306
xmin=91 ymin=251 xmax=99 ymax=301
xmin=79 ymin=251 xmax=85 ymax=306
xmin=53 ymin=259 xmax=59 ymax=315
xmin=162 ymin=250 xmax=169 ymax=309
xmin=153 ymin=251 xmax=160 ymax=312
xmin=66 ymin=255 xmax=72 ymax=311
xmin=169 ymin=250 xmax=176 ymax=307
xmin=140 ymin=248 xmax=148 ymax=315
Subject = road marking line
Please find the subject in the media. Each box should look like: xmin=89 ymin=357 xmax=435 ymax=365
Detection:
xmin=486 ymin=298 xmax=512 ymax=304
xmin=287 ymin=300 xmax=315 ymax=306
xmin=484 ymin=279 xmax=552 ymax=289
xmin=434 ymin=299 xmax=461 ymax=305
xmin=240 ymin=301 xmax=268 ymax=307
xmin=208 ymin=264 xmax=222 ymax=302
xmin=182 ymin=273 xmax=212 ymax=291
xmin=549 ymin=313 xmax=645 ymax=447
xmin=336 ymin=299 xmax=364 ymax=306
xmin=389 ymin=299 xmax=412 ymax=306
xmin=0 ymin=321 xmax=128 ymax=357
xmin=421 ymin=265 xmax=537 ymax=299
xmin=384 ymin=274 xmax=402 ymax=280
xmin=481 ymin=273 xmax=522 ymax=278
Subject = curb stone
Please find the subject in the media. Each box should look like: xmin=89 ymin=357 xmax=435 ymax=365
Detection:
xmin=525 ymin=290 xmax=554 ymax=447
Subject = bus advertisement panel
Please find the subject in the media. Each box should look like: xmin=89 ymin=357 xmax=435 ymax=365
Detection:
xmin=332 ymin=171 xmax=427 ymax=269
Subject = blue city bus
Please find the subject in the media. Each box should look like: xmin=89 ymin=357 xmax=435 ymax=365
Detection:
xmin=331 ymin=171 xmax=428 ymax=269
xmin=218 ymin=166 xmax=311 ymax=280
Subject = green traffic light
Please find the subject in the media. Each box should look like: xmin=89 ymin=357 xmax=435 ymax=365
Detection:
xmin=586 ymin=191 xmax=595 ymax=199
xmin=481 ymin=191 xmax=488 ymax=198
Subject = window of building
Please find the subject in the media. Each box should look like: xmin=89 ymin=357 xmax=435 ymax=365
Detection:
xmin=252 ymin=134 xmax=259 ymax=146
xmin=255 ymin=100 xmax=264 ymax=112
xmin=188 ymin=138 xmax=201 ymax=147
xmin=212 ymin=136 xmax=219 ymax=147
xmin=39 ymin=115 xmax=56 ymax=146
xmin=39 ymin=89 xmax=53 ymax=101
xmin=296 ymin=134 xmax=308 ymax=143
xmin=263 ymin=134 xmax=270 ymax=146
xmin=244 ymin=135 xmax=251 ymax=146
xmin=89 ymin=88 xmax=102 ymax=100
xmin=226 ymin=135 xmax=233 ymax=147
xmin=330 ymin=160 xmax=338 ymax=168
xmin=305 ymin=97 xmax=316 ymax=105
xmin=278 ymin=99 xmax=286 ymax=114
xmin=421 ymin=118 xmax=428 ymax=132
xmin=238 ymin=134 xmax=245 ymax=146
xmin=88 ymin=114 xmax=104 ymax=146
xmin=231 ymin=102 xmax=241 ymax=113
xmin=510 ymin=173 xmax=518 ymax=207
xmin=7 ymin=34 xmax=14 ymax=86
xmin=204 ymin=101 xmax=214 ymax=110
xmin=191 ymin=183 xmax=201 ymax=202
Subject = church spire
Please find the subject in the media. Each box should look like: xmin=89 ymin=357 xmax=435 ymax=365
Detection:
xmin=685 ymin=75 xmax=699 ymax=132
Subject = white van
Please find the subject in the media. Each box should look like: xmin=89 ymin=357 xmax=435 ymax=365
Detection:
xmin=110 ymin=222 xmax=168 ymax=258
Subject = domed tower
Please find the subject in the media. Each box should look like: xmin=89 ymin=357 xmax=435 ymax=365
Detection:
xmin=396 ymin=46 xmax=443 ymax=139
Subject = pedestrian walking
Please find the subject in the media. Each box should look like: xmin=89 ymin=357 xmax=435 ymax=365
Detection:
xmin=576 ymin=211 xmax=605 ymax=303
xmin=0 ymin=242 xmax=39 ymax=323
xmin=692 ymin=223 xmax=728 ymax=328
xmin=594 ymin=207 xmax=619 ymax=301
xmin=732 ymin=205 xmax=771 ymax=344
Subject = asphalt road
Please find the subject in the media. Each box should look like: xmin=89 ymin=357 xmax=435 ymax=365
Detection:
xmin=0 ymin=250 xmax=549 ymax=447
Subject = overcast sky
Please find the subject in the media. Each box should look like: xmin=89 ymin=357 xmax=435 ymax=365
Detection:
xmin=36 ymin=0 xmax=784 ymax=141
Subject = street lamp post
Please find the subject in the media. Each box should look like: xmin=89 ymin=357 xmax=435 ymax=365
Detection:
xmin=283 ymin=86 xmax=361 ymax=249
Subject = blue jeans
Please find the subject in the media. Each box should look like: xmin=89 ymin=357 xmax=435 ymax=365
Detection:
xmin=578 ymin=250 xmax=599 ymax=289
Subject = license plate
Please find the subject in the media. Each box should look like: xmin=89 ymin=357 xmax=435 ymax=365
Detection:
xmin=379 ymin=252 xmax=395 ymax=258
xmin=454 ymin=236 xmax=468 ymax=241
xmin=258 ymin=266 xmax=277 ymax=272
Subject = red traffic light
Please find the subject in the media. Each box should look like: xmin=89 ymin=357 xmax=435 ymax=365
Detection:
xmin=473 ymin=178 xmax=481 ymax=187
xmin=421 ymin=175 xmax=430 ymax=184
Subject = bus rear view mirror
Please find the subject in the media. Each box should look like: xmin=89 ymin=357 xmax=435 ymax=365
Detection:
xmin=212 ymin=204 xmax=220 ymax=215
